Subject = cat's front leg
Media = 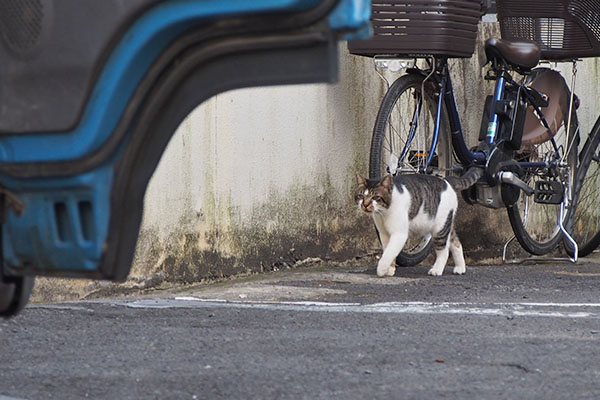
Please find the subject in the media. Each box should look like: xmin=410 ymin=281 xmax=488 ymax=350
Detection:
xmin=377 ymin=233 xmax=407 ymax=277
xmin=377 ymin=256 xmax=396 ymax=277
xmin=372 ymin=215 xmax=390 ymax=249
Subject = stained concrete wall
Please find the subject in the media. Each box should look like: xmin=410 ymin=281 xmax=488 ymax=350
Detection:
xmin=130 ymin=21 xmax=600 ymax=282
xmin=131 ymin=42 xmax=384 ymax=282
xmin=130 ymin=23 xmax=467 ymax=281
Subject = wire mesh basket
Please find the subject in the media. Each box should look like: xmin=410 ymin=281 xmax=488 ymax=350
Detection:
xmin=348 ymin=0 xmax=482 ymax=58
xmin=497 ymin=0 xmax=600 ymax=60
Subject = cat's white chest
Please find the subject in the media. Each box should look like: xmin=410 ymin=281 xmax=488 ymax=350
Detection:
xmin=377 ymin=187 xmax=410 ymax=233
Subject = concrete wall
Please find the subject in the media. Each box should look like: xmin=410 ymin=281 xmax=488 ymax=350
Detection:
xmin=131 ymin=41 xmax=384 ymax=282
xmin=130 ymin=22 xmax=600 ymax=282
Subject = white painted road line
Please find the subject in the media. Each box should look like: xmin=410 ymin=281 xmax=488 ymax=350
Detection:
xmin=102 ymin=298 xmax=600 ymax=319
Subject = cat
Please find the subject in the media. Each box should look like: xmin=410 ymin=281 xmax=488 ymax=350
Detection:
xmin=355 ymin=168 xmax=483 ymax=277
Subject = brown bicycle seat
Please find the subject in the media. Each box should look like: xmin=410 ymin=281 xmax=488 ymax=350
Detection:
xmin=485 ymin=38 xmax=541 ymax=72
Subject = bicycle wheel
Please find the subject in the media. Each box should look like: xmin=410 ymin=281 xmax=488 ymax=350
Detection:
xmin=369 ymin=72 xmax=452 ymax=266
xmin=567 ymin=120 xmax=600 ymax=258
xmin=507 ymin=110 xmax=578 ymax=255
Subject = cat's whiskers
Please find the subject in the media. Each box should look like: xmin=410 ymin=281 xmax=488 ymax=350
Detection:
xmin=371 ymin=201 xmax=385 ymax=216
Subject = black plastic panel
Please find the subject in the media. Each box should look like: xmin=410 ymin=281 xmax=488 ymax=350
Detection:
xmin=0 ymin=0 xmax=160 ymax=133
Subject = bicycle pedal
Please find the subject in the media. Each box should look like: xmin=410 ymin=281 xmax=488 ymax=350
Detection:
xmin=534 ymin=181 xmax=563 ymax=204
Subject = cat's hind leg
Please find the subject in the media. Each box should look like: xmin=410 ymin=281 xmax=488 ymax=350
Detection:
xmin=428 ymin=212 xmax=453 ymax=276
xmin=449 ymin=229 xmax=466 ymax=275
xmin=428 ymin=245 xmax=450 ymax=276
xmin=377 ymin=232 xmax=407 ymax=277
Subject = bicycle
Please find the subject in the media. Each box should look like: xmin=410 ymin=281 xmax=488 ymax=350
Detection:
xmin=349 ymin=0 xmax=600 ymax=265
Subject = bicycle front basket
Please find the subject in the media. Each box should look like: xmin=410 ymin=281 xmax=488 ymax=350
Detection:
xmin=497 ymin=0 xmax=600 ymax=59
xmin=348 ymin=0 xmax=482 ymax=58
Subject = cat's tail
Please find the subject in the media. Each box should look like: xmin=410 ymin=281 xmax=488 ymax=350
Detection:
xmin=445 ymin=167 xmax=484 ymax=191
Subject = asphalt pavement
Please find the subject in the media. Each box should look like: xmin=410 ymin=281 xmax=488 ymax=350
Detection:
xmin=2 ymin=260 xmax=600 ymax=399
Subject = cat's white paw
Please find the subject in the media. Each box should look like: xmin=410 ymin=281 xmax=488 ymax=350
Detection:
xmin=385 ymin=266 xmax=396 ymax=277
xmin=427 ymin=267 xmax=444 ymax=276
xmin=377 ymin=261 xmax=392 ymax=277
xmin=453 ymin=265 xmax=466 ymax=275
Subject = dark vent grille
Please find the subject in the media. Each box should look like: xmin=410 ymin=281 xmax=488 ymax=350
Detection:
xmin=499 ymin=16 xmax=535 ymax=41
xmin=498 ymin=0 xmax=600 ymax=59
xmin=348 ymin=0 xmax=482 ymax=58
xmin=570 ymin=0 xmax=600 ymax=41
xmin=0 ymin=0 xmax=44 ymax=53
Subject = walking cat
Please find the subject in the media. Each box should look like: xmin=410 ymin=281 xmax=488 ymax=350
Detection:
xmin=355 ymin=168 xmax=482 ymax=277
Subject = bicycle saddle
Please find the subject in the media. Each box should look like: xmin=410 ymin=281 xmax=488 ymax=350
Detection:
xmin=485 ymin=38 xmax=541 ymax=72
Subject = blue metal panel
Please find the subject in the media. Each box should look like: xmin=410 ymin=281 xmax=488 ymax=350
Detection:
xmin=2 ymin=165 xmax=113 ymax=274
xmin=0 ymin=0 xmax=370 ymax=164
xmin=0 ymin=0 xmax=326 ymax=164
xmin=487 ymin=75 xmax=506 ymax=145
xmin=0 ymin=0 xmax=371 ymax=277
xmin=328 ymin=0 xmax=371 ymax=40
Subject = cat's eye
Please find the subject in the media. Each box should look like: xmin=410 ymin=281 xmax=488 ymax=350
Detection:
xmin=372 ymin=196 xmax=381 ymax=202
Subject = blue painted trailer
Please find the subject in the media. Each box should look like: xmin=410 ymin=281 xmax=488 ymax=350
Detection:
xmin=0 ymin=0 xmax=370 ymax=316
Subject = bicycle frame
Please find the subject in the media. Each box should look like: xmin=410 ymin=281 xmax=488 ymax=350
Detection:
xmin=402 ymin=58 xmax=562 ymax=176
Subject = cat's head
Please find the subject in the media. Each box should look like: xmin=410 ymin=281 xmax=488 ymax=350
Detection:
xmin=355 ymin=173 xmax=393 ymax=214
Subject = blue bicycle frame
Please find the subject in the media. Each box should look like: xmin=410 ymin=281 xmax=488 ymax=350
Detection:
xmin=405 ymin=60 xmax=558 ymax=175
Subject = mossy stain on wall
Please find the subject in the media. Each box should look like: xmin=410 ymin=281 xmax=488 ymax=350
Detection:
xmin=133 ymin=179 xmax=375 ymax=283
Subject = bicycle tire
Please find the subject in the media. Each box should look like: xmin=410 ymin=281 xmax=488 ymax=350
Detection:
xmin=507 ymin=107 xmax=578 ymax=255
xmin=566 ymin=118 xmax=600 ymax=258
xmin=0 ymin=275 xmax=34 ymax=318
xmin=369 ymin=72 xmax=452 ymax=266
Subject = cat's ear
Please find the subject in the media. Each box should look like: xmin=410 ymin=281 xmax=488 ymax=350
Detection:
xmin=380 ymin=174 xmax=393 ymax=192
xmin=355 ymin=172 xmax=367 ymax=188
